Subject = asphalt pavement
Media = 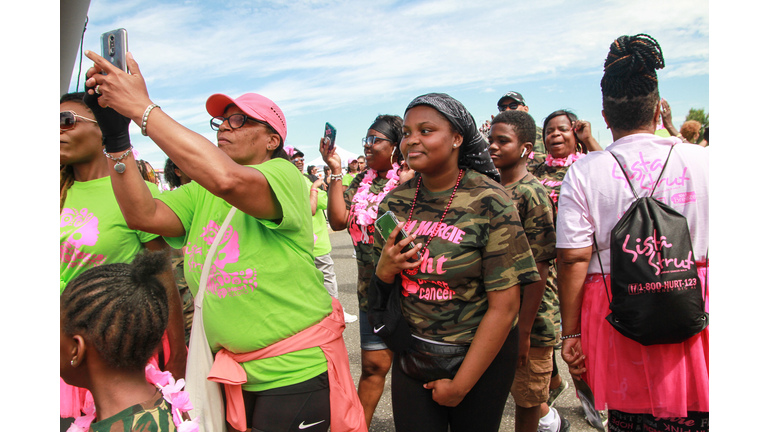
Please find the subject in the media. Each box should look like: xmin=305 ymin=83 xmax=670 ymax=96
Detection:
xmin=328 ymin=228 xmax=606 ymax=432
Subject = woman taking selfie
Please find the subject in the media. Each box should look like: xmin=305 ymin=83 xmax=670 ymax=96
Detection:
xmin=320 ymin=114 xmax=412 ymax=427
xmin=372 ymin=93 xmax=539 ymax=432
xmin=83 ymin=50 xmax=364 ymax=432
xmin=59 ymin=92 xmax=186 ymax=429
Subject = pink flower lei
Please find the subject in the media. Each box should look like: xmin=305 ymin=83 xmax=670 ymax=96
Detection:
xmin=352 ymin=164 xmax=400 ymax=227
xmin=67 ymin=364 xmax=199 ymax=432
xmin=545 ymin=152 xmax=585 ymax=167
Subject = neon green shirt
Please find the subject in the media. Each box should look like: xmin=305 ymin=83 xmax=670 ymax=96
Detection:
xmin=304 ymin=176 xmax=331 ymax=256
xmin=60 ymin=177 xmax=159 ymax=294
xmin=158 ymin=158 xmax=331 ymax=391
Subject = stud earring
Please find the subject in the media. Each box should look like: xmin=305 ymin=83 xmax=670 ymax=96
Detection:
xmin=452 ymin=144 xmax=457 ymax=148
xmin=71 ymin=358 xmax=76 ymax=367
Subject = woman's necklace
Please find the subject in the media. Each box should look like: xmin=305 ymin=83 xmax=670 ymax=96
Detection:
xmin=351 ymin=164 xmax=400 ymax=227
xmin=544 ymin=152 xmax=585 ymax=167
xmin=405 ymin=169 xmax=464 ymax=257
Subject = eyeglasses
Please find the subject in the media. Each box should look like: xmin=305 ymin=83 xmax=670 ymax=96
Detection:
xmin=60 ymin=110 xmax=97 ymax=131
xmin=497 ymin=102 xmax=521 ymax=112
xmin=362 ymin=136 xmax=392 ymax=147
xmin=293 ymin=158 xmax=305 ymax=163
xmin=210 ymin=114 xmax=268 ymax=131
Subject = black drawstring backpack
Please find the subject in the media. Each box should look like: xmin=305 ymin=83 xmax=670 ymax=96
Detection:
xmin=595 ymin=145 xmax=708 ymax=346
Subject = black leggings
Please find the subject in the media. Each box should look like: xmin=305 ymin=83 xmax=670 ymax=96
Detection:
xmin=391 ymin=326 xmax=519 ymax=432
xmin=236 ymin=372 xmax=331 ymax=432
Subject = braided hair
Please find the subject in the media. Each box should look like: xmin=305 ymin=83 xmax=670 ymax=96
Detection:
xmin=60 ymin=92 xmax=90 ymax=212
xmin=61 ymin=251 xmax=170 ymax=371
xmin=600 ymin=34 xmax=665 ymax=132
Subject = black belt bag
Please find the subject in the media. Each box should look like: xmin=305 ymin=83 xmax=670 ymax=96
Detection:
xmin=398 ymin=336 xmax=469 ymax=383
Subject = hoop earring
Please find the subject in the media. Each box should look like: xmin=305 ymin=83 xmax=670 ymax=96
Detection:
xmin=390 ymin=148 xmax=397 ymax=166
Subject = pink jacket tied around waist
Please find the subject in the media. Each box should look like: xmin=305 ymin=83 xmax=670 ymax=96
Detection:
xmin=207 ymin=298 xmax=366 ymax=432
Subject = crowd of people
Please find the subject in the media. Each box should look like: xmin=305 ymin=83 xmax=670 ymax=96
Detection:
xmin=60 ymin=32 xmax=708 ymax=432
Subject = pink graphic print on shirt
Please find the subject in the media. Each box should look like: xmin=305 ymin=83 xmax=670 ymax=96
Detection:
xmin=60 ymin=208 xmax=105 ymax=269
xmin=195 ymin=219 xmax=258 ymax=299
xmin=399 ymin=220 xmax=459 ymax=301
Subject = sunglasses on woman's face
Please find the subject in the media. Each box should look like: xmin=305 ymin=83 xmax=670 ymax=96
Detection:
xmin=60 ymin=110 xmax=97 ymax=131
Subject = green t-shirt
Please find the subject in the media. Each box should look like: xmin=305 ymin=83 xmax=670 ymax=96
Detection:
xmin=343 ymin=171 xmax=383 ymax=312
xmin=88 ymin=390 xmax=176 ymax=432
xmin=375 ymin=170 xmax=540 ymax=343
xmin=158 ymin=158 xmax=331 ymax=391
xmin=342 ymin=172 xmax=356 ymax=187
xmin=506 ymin=173 xmax=560 ymax=347
xmin=60 ymin=177 xmax=159 ymax=294
xmin=304 ymin=175 xmax=331 ymax=257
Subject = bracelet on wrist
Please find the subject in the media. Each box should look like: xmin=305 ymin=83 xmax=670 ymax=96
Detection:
xmin=103 ymin=146 xmax=134 ymax=174
xmin=328 ymin=173 xmax=343 ymax=181
xmin=560 ymin=333 xmax=581 ymax=340
xmin=141 ymin=104 xmax=160 ymax=136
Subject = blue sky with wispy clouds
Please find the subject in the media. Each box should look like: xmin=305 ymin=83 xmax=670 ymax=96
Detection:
xmin=66 ymin=0 xmax=709 ymax=169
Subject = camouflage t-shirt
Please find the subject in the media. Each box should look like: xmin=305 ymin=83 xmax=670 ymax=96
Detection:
xmin=527 ymin=158 xmax=571 ymax=213
xmin=375 ymin=169 xmax=540 ymax=344
xmin=89 ymin=390 xmax=177 ymax=432
xmin=505 ymin=173 xmax=561 ymax=347
xmin=344 ymin=171 xmax=386 ymax=312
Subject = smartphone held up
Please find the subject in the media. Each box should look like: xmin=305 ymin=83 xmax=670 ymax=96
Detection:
xmin=324 ymin=122 xmax=337 ymax=152
xmin=100 ymin=28 xmax=128 ymax=73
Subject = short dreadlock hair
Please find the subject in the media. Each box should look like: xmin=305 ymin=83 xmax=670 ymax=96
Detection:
xmin=60 ymin=251 xmax=170 ymax=371
xmin=601 ymin=34 xmax=665 ymax=132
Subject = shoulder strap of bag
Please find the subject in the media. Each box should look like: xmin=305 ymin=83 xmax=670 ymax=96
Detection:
xmin=197 ymin=206 xmax=238 ymax=305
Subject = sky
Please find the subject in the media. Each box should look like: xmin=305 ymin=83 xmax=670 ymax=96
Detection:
xmin=64 ymin=0 xmax=710 ymax=172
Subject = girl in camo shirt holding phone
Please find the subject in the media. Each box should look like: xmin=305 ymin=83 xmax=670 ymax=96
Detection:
xmin=373 ymin=93 xmax=540 ymax=432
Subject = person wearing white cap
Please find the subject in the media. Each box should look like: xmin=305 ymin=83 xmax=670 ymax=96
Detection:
xmin=83 ymin=50 xmax=366 ymax=432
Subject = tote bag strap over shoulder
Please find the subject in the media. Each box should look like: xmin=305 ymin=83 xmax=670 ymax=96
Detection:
xmin=187 ymin=205 xmax=238 ymax=432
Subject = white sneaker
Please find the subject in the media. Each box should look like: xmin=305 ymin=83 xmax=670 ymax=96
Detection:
xmin=344 ymin=311 xmax=358 ymax=323
xmin=538 ymin=407 xmax=570 ymax=432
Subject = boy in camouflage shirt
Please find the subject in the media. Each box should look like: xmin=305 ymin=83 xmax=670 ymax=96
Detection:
xmin=489 ymin=110 xmax=569 ymax=432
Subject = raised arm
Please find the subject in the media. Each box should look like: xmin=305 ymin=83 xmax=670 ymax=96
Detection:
xmin=84 ymin=51 xmax=281 ymax=226
xmin=319 ymin=138 xmax=351 ymax=231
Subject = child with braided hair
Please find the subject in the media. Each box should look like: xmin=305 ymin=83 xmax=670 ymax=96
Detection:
xmin=557 ymin=34 xmax=709 ymax=432
xmin=60 ymin=251 xmax=194 ymax=431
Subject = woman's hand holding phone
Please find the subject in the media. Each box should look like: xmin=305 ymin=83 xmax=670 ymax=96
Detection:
xmin=84 ymin=50 xmax=152 ymax=124
xmin=375 ymin=221 xmax=423 ymax=284
xmin=319 ymin=137 xmax=343 ymax=174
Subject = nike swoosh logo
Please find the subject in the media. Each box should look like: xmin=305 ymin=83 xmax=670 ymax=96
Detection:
xmin=373 ymin=324 xmax=385 ymax=333
xmin=299 ymin=420 xmax=326 ymax=429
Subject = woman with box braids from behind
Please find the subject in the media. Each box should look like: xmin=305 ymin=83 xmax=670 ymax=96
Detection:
xmin=557 ymin=34 xmax=710 ymax=432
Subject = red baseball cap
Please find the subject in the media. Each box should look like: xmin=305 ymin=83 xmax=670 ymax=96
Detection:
xmin=206 ymin=93 xmax=287 ymax=144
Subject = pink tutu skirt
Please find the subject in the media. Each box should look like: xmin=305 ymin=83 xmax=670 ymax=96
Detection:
xmin=60 ymin=332 xmax=170 ymax=418
xmin=580 ymin=265 xmax=709 ymax=418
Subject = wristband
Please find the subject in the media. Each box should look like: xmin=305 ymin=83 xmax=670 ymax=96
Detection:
xmin=141 ymin=104 xmax=160 ymax=136
xmin=560 ymin=333 xmax=581 ymax=340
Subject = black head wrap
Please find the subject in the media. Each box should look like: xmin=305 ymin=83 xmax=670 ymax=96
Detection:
xmin=405 ymin=93 xmax=500 ymax=183
xmin=370 ymin=117 xmax=402 ymax=145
